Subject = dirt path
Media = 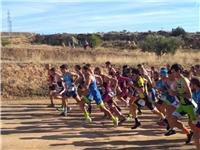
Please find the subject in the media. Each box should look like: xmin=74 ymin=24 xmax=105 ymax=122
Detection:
xmin=1 ymin=99 xmax=195 ymax=150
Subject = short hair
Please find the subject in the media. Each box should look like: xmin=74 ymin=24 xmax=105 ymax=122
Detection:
xmin=137 ymin=64 xmax=142 ymax=68
xmin=85 ymin=63 xmax=91 ymax=68
xmin=82 ymin=65 xmax=89 ymax=71
xmin=190 ymin=77 xmax=200 ymax=88
xmin=60 ymin=64 xmax=68 ymax=69
xmin=94 ymin=67 xmax=101 ymax=73
xmin=75 ymin=65 xmax=81 ymax=70
xmin=105 ymin=61 xmax=111 ymax=65
xmin=170 ymin=63 xmax=183 ymax=72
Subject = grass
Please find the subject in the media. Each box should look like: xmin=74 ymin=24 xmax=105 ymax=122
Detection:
xmin=2 ymin=44 xmax=200 ymax=68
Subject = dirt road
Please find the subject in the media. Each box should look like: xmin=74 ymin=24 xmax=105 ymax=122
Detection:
xmin=1 ymin=99 xmax=196 ymax=150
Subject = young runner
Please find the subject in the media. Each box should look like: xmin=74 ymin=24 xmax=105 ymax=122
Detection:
xmin=82 ymin=65 xmax=119 ymax=127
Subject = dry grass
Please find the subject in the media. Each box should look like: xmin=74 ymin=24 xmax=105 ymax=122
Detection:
xmin=2 ymin=45 xmax=200 ymax=67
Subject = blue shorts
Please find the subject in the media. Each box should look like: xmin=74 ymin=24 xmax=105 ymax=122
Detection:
xmin=167 ymin=95 xmax=176 ymax=103
xmin=87 ymin=90 xmax=103 ymax=105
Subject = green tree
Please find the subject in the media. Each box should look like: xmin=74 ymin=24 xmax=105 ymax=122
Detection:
xmin=171 ymin=27 xmax=186 ymax=37
xmin=89 ymin=34 xmax=102 ymax=48
xmin=139 ymin=35 xmax=183 ymax=56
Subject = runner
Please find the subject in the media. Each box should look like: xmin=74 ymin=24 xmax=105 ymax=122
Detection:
xmin=47 ymin=66 xmax=63 ymax=107
xmin=190 ymin=77 xmax=200 ymax=149
xmin=105 ymin=61 xmax=117 ymax=77
xmin=58 ymin=64 xmax=91 ymax=122
xmin=82 ymin=65 xmax=119 ymax=127
xmin=169 ymin=64 xmax=196 ymax=144
xmin=129 ymin=68 xmax=167 ymax=129
xmin=94 ymin=67 xmax=126 ymax=124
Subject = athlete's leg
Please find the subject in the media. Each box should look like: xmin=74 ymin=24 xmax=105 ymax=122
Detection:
xmin=74 ymin=95 xmax=91 ymax=121
xmin=98 ymin=102 xmax=118 ymax=126
xmin=164 ymin=105 xmax=176 ymax=135
xmin=130 ymin=97 xmax=141 ymax=129
xmin=170 ymin=111 xmax=190 ymax=135
xmin=108 ymin=102 xmax=125 ymax=121
xmin=48 ymin=90 xmax=55 ymax=107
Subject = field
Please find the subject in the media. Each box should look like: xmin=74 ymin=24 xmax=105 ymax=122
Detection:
xmin=1 ymin=35 xmax=200 ymax=150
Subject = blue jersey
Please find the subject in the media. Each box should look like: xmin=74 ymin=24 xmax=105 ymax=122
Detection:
xmin=155 ymin=79 xmax=169 ymax=101
xmin=193 ymin=90 xmax=200 ymax=115
xmin=63 ymin=74 xmax=74 ymax=91
xmin=193 ymin=90 xmax=200 ymax=103
xmin=87 ymin=76 xmax=102 ymax=105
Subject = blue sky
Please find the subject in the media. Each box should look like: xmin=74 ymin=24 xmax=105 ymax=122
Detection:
xmin=1 ymin=0 xmax=200 ymax=34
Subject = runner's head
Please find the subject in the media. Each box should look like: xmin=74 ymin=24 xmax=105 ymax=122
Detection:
xmin=170 ymin=63 xmax=183 ymax=77
xmin=159 ymin=69 xmax=168 ymax=79
xmin=45 ymin=64 xmax=50 ymax=70
xmin=60 ymin=64 xmax=68 ymax=74
xmin=132 ymin=68 xmax=140 ymax=77
xmin=94 ymin=67 xmax=101 ymax=75
xmin=190 ymin=77 xmax=200 ymax=90
xmin=74 ymin=64 xmax=81 ymax=72
xmin=105 ymin=61 xmax=111 ymax=68
xmin=49 ymin=67 xmax=56 ymax=75
xmin=82 ymin=65 xmax=90 ymax=74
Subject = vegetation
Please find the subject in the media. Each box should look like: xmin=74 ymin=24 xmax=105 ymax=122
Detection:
xmin=171 ymin=26 xmax=186 ymax=37
xmin=1 ymin=37 xmax=11 ymax=46
xmin=139 ymin=35 xmax=184 ymax=56
xmin=89 ymin=34 xmax=103 ymax=48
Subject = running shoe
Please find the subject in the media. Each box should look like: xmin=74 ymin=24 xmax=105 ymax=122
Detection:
xmin=165 ymin=129 xmax=176 ymax=136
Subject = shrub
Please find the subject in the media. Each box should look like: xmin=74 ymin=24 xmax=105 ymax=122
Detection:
xmin=89 ymin=34 xmax=102 ymax=48
xmin=139 ymin=35 xmax=184 ymax=56
xmin=171 ymin=27 xmax=186 ymax=37
xmin=1 ymin=37 xmax=11 ymax=46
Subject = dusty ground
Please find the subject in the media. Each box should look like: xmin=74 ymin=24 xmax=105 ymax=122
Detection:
xmin=1 ymin=99 xmax=196 ymax=150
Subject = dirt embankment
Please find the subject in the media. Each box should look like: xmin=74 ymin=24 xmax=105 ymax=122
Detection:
xmin=1 ymin=63 xmax=48 ymax=98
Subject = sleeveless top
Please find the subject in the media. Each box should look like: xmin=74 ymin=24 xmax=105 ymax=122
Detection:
xmin=63 ymin=73 xmax=74 ymax=91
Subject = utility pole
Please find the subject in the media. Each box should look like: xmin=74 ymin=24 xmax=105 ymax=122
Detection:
xmin=7 ymin=10 xmax=12 ymax=38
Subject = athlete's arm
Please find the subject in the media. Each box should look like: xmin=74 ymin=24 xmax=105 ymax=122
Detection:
xmin=70 ymin=72 xmax=79 ymax=83
xmin=182 ymin=78 xmax=192 ymax=99
xmin=58 ymin=80 xmax=67 ymax=95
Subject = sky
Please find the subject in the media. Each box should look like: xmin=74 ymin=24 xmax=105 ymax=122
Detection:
xmin=1 ymin=0 xmax=200 ymax=34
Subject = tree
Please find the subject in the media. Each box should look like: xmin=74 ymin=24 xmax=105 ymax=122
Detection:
xmin=139 ymin=35 xmax=183 ymax=57
xmin=171 ymin=27 xmax=186 ymax=37
xmin=89 ymin=34 xmax=102 ymax=48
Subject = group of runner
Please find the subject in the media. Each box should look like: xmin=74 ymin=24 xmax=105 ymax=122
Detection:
xmin=45 ymin=62 xmax=200 ymax=149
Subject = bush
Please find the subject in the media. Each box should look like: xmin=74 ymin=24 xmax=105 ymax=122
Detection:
xmin=171 ymin=27 xmax=186 ymax=37
xmin=1 ymin=37 xmax=11 ymax=46
xmin=89 ymin=34 xmax=102 ymax=48
xmin=139 ymin=35 xmax=183 ymax=56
